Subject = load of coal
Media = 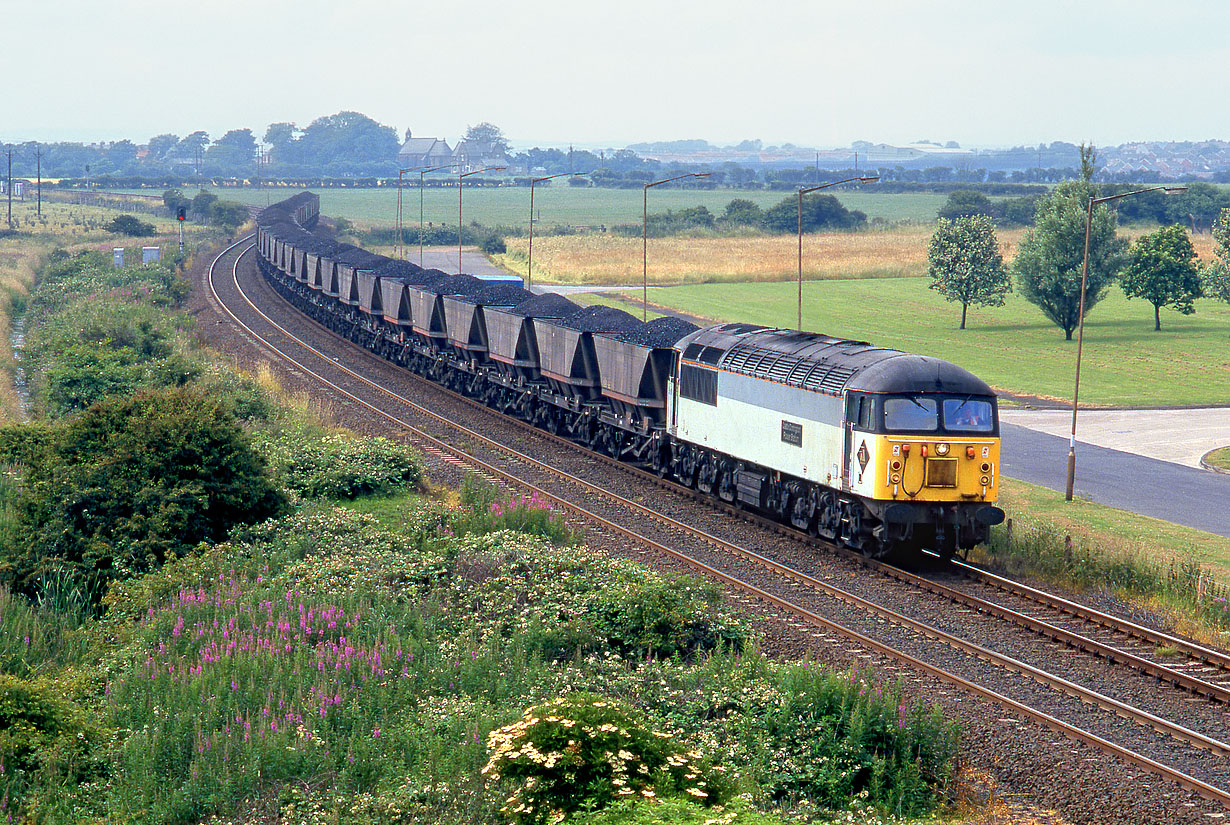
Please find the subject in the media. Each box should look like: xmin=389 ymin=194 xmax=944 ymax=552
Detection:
xmin=558 ymin=304 xmax=642 ymax=334
xmin=455 ymin=284 xmax=534 ymax=306
xmin=374 ymin=259 xmax=441 ymax=286
xmin=333 ymin=245 xmax=387 ymax=270
xmin=419 ymin=273 xmax=485 ymax=296
xmin=507 ymin=292 xmax=580 ymax=318
xmin=616 ymin=315 xmax=700 ymax=347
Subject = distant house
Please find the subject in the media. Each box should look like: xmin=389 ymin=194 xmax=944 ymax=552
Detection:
xmin=451 ymin=139 xmax=508 ymax=173
xmin=397 ymin=131 xmax=453 ymax=169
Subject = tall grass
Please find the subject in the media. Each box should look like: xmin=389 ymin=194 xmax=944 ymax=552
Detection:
xmin=976 ymin=515 xmax=1230 ymax=644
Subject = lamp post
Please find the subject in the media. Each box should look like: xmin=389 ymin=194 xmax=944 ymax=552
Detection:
xmin=643 ymin=172 xmax=709 ymax=320
xmin=528 ymin=172 xmax=585 ymax=292
xmin=459 ymin=166 xmax=506 ymax=274
xmin=419 ymin=163 xmax=459 ymax=266
xmin=395 ymin=165 xmax=426 ymax=261
xmin=1064 ymin=184 xmax=1187 ymax=500
xmin=796 ymin=175 xmax=879 ymax=330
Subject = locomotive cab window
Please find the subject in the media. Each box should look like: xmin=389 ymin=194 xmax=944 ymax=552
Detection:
xmin=943 ymin=397 xmax=995 ymax=433
xmin=883 ymin=395 xmax=939 ymax=432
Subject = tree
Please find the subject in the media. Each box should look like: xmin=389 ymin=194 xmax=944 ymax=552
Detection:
xmin=464 ymin=121 xmax=509 ymax=155
xmin=1011 ymin=182 xmax=1129 ymax=339
xmin=762 ymin=193 xmax=866 ymax=233
xmin=191 ymin=189 xmax=218 ymax=218
xmin=1079 ymin=142 xmax=1097 ymax=182
xmin=147 ymin=133 xmax=179 ymax=161
xmin=1202 ymin=208 xmax=1230 ymax=304
xmin=162 ymin=188 xmax=190 ymax=215
xmin=722 ymin=198 xmax=763 ymax=226
xmin=209 ymin=200 xmax=250 ymax=233
xmin=927 ymin=215 xmax=1011 ymax=329
xmin=1118 ymin=224 xmax=1201 ymax=331
xmin=205 ymin=128 xmax=257 ymax=170
xmin=937 ymin=190 xmax=994 ymax=221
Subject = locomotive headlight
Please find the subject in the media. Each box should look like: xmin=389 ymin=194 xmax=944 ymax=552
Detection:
xmin=890 ymin=472 xmax=902 ymax=484
xmin=980 ymin=475 xmax=990 ymax=485
xmin=890 ymin=459 xmax=902 ymax=471
xmin=935 ymin=442 xmax=950 ymax=456
xmin=980 ymin=462 xmax=991 ymax=473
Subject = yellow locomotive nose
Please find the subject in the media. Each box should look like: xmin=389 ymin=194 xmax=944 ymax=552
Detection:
xmin=879 ymin=436 xmax=999 ymax=503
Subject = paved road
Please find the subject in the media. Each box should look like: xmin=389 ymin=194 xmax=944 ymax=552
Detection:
xmin=1000 ymin=423 xmax=1230 ymax=537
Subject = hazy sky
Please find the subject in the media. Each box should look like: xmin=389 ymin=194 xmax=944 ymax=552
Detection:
xmin=2 ymin=0 xmax=1225 ymax=150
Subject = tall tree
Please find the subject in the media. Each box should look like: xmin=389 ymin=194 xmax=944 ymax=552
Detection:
xmin=1202 ymin=208 xmax=1230 ymax=304
xmin=1119 ymin=224 xmax=1201 ymax=331
xmin=147 ymin=133 xmax=179 ymax=161
xmin=206 ymin=128 xmax=257 ymax=170
xmin=464 ymin=121 xmax=509 ymax=154
xmin=1079 ymin=142 xmax=1097 ymax=182
xmin=1011 ymin=182 xmax=1128 ymax=340
xmin=927 ymin=215 xmax=1011 ymax=329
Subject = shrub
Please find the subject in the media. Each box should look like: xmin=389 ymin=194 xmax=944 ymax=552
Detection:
xmin=483 ymin=695 xmax=723 ymax=824
xmin=6 ymin=386 xmax=286 ymax=606
xmin=105 ymin=214 xmax=156 ymax=236
xmin=254 ymin=421 xmax=424 ymax=499
xmin=585 ymin=576 xmax=746 ymax=661
xmin=0 ymin=672 xmax=107 ymax=815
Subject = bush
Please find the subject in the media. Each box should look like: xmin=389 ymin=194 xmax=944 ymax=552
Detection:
xmin=254 ymin=420 xmax=424 ymax=499
xmin=586 ymin=575 xmax=746 ymax=661
xmin=453 ymin=475 xmax=581 ymax=546
xmin=483 ymin=695 xmax=724 ymax=824
xmin=480 ymin=233 xmax=507 ymax=255
xmin=5 ymin=386 xmax=286 ymax=606
xmin=105 ymin=214 xmax=156 ymax=236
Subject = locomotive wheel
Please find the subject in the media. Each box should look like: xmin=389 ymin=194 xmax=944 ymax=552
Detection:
xmin=696 ymin=453 xmax=716 ymax=495
xmin=816 ymin=492 xmax=840 ymax=540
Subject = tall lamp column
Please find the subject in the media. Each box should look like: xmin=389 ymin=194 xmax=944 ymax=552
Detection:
xmin=795 ymin=175 xmax=878 ymax=331
xmin=1064 ymin=183 xmax=1186 ymax=500
xmin=528 ymin=172 xmax=586 ymax=292
xmin=643 ymin=172 xmax=709 ymax=321
xmin=459 ymin=166 xmax=506 ymax=274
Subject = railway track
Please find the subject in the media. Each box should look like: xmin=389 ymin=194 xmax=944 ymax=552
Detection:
xmin=204 ymin=236 xmax=1230 ymax=817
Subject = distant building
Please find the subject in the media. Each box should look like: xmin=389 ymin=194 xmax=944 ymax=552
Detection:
xmin=451 ymin=138 xmax=508 ymax=173
xmin=397 ymin=130 xmax=453 ymax=169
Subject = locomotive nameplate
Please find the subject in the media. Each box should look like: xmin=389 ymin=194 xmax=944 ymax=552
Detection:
xmin=781 ymin=420 xmax=802 ymax=447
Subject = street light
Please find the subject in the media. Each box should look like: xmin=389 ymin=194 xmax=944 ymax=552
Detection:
xmin=395 ymin=163 xmax=459 ymax=263
xmin=459 ymin=166 xmax=506 ymax=274
xmin=1064 ymin=183 xmax=1187 ymax=500
xmin=796 ymin=175 xmax=879 ymax=330
xmin=395 ymin=165 xmax=427 ymax=261
xmin=528 ymin=172 xmax=586 ymax=292
xmin=644 ymin=172 xmax=710 ymax=320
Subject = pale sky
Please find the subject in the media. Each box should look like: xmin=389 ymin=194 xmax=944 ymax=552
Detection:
xmin=2 ymin=0 xmax=1225 ymax=151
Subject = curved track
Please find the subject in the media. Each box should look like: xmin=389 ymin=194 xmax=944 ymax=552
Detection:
xmin=205 ymin=236 xmax=1230 ymax=814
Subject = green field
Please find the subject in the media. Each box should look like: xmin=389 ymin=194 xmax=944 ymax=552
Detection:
xmin=180 ymin=185 xmax=949 ymax=229
xmin=579 ymin=279 xmax=1230 ymax=407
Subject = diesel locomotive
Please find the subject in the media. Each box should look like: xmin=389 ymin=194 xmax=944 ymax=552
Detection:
xmin=254 ymin=192 xmax=1004 ymax=559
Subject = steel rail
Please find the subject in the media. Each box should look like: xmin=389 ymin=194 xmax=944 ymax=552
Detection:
xmin=210 ymin=239 xmax=1230 ymax=808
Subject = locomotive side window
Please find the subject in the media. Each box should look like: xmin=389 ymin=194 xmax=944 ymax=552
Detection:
xmin=943 ymin=398 xmax=994 ymax=432
xmin=679 ymin=364 xmax=717 ymax=406
xmin=849 ymin=394 xmax=875 ymax=430
xmin=884 ymin=395 xmax=938 ymax=432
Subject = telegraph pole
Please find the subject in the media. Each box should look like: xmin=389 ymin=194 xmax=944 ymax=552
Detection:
xmin=6 ymin=146 xmax=12 ymax=229
xmin=36 ymin=145 xmax=42 ymax=219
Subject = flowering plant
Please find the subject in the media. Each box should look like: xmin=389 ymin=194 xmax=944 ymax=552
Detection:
xmin=484 ymin=695 xmax=720 ymax=824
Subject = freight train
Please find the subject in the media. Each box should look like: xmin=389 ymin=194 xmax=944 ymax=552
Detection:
xmin=253 ymin=192 xmax=1004 ymax=559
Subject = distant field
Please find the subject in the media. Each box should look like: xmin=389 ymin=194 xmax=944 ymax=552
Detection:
xmin=575 ymin=279 xmax=1230 ymax=407
xmin=172 ymin=185 xmax=950 ymax=229
xmin=498 ymin=226 xmax=959 ymax=283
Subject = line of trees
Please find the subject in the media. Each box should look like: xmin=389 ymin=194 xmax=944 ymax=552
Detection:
xmin=928 ymin=184 xmax=1230 ymax=337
